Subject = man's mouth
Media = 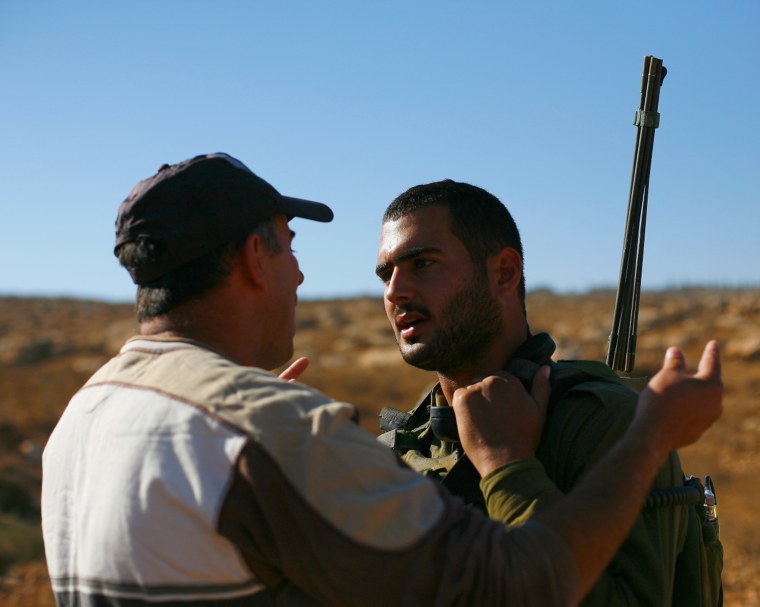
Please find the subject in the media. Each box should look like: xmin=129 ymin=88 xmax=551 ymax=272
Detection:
xmin=395 ymin=311 xmax=428 ymax=340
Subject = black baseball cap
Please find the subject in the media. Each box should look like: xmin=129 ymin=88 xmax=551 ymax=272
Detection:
xmin=114 ymin=153 xmax=334 ymax=285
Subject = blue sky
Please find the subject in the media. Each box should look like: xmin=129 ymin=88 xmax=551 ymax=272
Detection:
xmin=2 ymin=2 xmax=758 ymax=302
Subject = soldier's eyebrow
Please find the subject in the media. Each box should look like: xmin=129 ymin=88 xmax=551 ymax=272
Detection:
xmin=375 ymin=246 xmax=439 ymax=277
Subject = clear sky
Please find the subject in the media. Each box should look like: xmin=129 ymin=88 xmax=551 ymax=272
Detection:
xmin=2 ymin=1 xmax=758 ymax=303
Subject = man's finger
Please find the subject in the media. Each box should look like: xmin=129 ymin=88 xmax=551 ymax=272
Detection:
xmin=475 ymin=370 xmax=511 ymax=383
xmin=662 ymin=347 xmax=686 ymax=372
xmin=696 ymin=340 xmax=721 ymax=382
xmin=279 ymin=357 xmax=309 ymax=382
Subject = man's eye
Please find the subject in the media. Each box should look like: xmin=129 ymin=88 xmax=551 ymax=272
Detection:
xmin=414 ymin=259 xmax=433 ymax=269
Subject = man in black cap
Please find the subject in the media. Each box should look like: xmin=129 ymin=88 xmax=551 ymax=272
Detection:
xmin=41 ymin=153 xmax=723 ymax=606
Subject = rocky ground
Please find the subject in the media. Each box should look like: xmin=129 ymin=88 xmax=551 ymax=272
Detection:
xmin=1 ymin=289 xmax=758 ymax=605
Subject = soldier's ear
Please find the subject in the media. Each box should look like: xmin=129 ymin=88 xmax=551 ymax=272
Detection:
xmin=493 ymin=247 xmax=522 ymax=295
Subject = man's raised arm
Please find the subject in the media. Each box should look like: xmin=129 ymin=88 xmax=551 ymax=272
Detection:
xmin=454 ymin=341 xmax=722 ymax=605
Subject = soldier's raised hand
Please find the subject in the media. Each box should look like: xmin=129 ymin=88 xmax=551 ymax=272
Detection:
xmin=452 ymin=366 xmax=551 ymax=477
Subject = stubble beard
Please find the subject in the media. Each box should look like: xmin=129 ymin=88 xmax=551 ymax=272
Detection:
xmin=398 ymin=275 xmax=503 ymax=375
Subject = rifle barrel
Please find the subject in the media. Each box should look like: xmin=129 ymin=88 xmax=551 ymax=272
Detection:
xmin=607 ymin=56 xmax=666 ymax=372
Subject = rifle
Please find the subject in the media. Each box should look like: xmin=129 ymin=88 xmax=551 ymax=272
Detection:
xmin=607 ymin=56 xmax=667 ymax=372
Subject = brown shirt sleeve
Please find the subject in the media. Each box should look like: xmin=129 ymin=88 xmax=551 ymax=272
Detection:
xmin=218 ymin=437 xmax=580 ymax=607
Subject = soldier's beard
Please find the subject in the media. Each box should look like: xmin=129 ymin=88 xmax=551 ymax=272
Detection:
xmin=398 ymin=273 xmax=503 ymax=375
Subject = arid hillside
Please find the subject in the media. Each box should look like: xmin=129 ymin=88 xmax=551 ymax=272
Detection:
xmin=1 ymin=289 xmax=758 ymax=605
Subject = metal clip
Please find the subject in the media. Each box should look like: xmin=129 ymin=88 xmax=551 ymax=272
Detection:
xmin=703 ymin=475 xmax=718 ymax=523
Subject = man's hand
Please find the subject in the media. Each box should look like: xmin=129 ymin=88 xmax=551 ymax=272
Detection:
xmin=633 ymin=340 xmax=723 ymax=454
xmin=452 ymin=367 xmax=551 ymax=478
xmin=279 ymin=357 xmax=310 ymax=382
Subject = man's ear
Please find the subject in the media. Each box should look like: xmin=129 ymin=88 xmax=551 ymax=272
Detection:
xmin=493 ymin=247 xmax=523 ymax=295
xmin=238 ymin=232 xmax=268 ymax=288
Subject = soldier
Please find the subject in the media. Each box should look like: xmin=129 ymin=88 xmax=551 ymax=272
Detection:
xmin=376 ymin=179 xmax=715 ymax=605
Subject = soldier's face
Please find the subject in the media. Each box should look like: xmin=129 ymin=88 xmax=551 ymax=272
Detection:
xmin=376 ymin=205 xmax=502 ymax=374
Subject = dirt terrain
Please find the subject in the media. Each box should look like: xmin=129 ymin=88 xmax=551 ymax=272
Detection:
xmin=0 ymin=289 xmax=758 ymax=605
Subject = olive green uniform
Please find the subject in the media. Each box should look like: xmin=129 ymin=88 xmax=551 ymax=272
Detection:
xmin=380 ymin=332 xmax=691 ymax=606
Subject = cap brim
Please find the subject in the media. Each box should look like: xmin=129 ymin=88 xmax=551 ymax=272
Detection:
xmin=281 ymin=196 xmax=334 ymax=223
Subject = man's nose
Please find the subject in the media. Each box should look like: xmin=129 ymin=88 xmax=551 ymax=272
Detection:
xmin=385 ymin=267 xmax=412 ymax=304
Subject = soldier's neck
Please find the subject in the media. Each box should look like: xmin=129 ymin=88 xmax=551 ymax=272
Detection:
xmin=436 ymin=325 xmax=528 ymax=405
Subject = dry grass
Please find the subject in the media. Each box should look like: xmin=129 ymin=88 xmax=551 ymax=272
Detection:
xmin=1 ymin=290 xmax=758 ymax=604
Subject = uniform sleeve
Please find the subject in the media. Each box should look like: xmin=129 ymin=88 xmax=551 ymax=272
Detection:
xmin=217 ymin=404 xmax=581 ymax=607
xmin=479 ymin=457 xmax=564 ymax=527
